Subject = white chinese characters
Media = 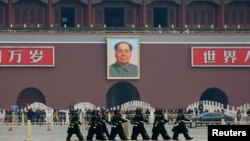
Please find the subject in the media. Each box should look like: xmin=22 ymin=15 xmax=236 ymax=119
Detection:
xmin=203 ymin=50 xmax=216 ymax=63
xmin=0 ymin=47 xmax=54 ymax=67
xmin=8 ymin=50 xmax=22 ymax=63
xmin=244 ymin=50 xmax=250 ymax=63
xmin=203 ymin=50 xmax=241 ymax=64
xmin=224 ymin=50 xmax=237 ymax=63
xmin=30 ymin=50 xmax=43 ymax=63
xmin=193 ymin=47 xmax=250 ymax=67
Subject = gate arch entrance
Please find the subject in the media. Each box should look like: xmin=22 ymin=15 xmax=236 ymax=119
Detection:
xmin=200 ymin=87 xmax=229 ymax=108
xmin=16 ymin=87 xmax=46 ymax=109
xmin=106 ymin=81 xmax=140 ymax=109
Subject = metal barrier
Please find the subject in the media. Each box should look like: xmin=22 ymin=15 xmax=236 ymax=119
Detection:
xmin=1 ymin=27 xmax=250 ymax=34
xmin=1 ymin=114 xmax=250 ymax=140
xmin=0 ymin=121 xmax=209 ymax=140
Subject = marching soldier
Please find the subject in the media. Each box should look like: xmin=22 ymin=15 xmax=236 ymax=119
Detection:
xmin=151 ymin=109 xmax=171 ymax=140
xmin=66 ymin=110 xmax=84 ymax=141
xmin=97 ymin=109 xmax=111 ymax=139
xmin=86 ymin=110 xmax=106 ymax=140
xmin=68 ymin=103 xmax=75 ymax=121
xmin=236 ymin=109 xmax=241 ymax=124
xmin=172 ymin=109 xmax=193 ymax=140
xmin=131 ymin=108 xmax=150 ymax=140
xmin=198 ymin=101 xmax=204 ymax=115
xmin=109 ymin=109 xmax=128 ymax=140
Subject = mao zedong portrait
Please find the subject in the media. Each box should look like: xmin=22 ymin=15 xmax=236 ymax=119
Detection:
xmin=109 ymin=41 xmax=138 ymax=77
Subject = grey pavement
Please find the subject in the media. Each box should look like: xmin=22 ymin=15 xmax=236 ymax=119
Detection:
xmin=0 ymin=125 xmax=208 ymax=141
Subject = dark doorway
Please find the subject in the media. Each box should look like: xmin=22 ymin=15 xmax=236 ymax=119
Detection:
xmin=106 ymin=81 xmax=140 ymax=109
xmin=16 ymin=87 xmax=46 ymax=109
xmin=153 ymin=8 xmax=168 ymax=27
xmin=105 ymin=8 xmax=124 ymax=27
xmin=200 ymin=87 xmax=229 ymax=108
xmin=61 ymin=7 xmax=75 ymax=27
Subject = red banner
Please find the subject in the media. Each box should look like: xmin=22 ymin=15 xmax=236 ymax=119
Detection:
xmin=192 ymin=47 xmax=250 ymax=67
xmin=0 ymin=46 xmax=54 ymax=67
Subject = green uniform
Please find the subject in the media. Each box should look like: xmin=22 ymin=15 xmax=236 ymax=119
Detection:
xmin=109 ymin=62 xmax=138 ymax=77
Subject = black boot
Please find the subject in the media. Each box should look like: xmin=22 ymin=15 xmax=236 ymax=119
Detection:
xmin=183 ymin=132 xmax=193 ymax=140
xmin=162 ymin=132 xmax=171 ymax=140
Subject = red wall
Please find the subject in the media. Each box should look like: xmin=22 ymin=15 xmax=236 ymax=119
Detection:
xmin=0 ymin=43 xmax=250 ymax=109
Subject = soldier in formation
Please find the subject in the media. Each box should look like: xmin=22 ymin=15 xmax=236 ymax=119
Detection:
xmin=109 ymin=109 xmax=128 ymax=140
xmin=151 ymin=109 xmax=171 ymax=140
xmin=131 ymin=108 xmax=150 ymax=140
xmin=86 ymin=110 xmax=106 ymax=140
xmin=66 ymin=110 xmax=84 ymax=141
xmin=98 ymin=109 xmax=111 ymax=139
xmin=172 ymin=109 xmax=193 ymax=140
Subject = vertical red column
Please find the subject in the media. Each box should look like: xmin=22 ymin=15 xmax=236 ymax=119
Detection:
xmin=87 ymin=0 xmax=92 ymax=27
xmin=7 ymin=0 xmax=13 ymax=27
xmin=180 ymin=0 xmax=186 ymax=28
xmin=47 ymin=0 xmax=53 ymax=27
xmin=220 ymin=0 xmax=225 ymax=28
xmin=142 ymin=0 xmax=147 ymax=27
xmin=216 ymin=5 xmax=220 ymax=28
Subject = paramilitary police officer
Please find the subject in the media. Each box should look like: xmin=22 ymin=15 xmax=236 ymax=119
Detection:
xmin=98 ymin=109 xmax=111 ymax=139
xmin=151 ymin=109 xmax=171 ymax=140
xmin=131 ymin=108 xmax=150 ymax=140
xmin=109 ymin=109 xmax=128 ymax=140
xmin=172 ymin=109 xmax=193 ymax=140
xmin=66 ymin=110 xmax=84 ymax=141
xmin=86 ymin=110 xmax=106 ymax=140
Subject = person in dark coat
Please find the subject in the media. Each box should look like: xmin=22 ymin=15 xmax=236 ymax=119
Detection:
xmin=66 ymin=110 xmax=84 ymax=141
xmin=97 ymin=109 xmax=111 ymax=139
xmin=109 ymin=109 xmax=128 ymax=140
xmin=86 ymin=110 xmax=106 ymax=140
xmin=172 ymin=109 xmax=193 ymax=140
xmin=236 ymin=109 xmax=241 ymax=124
xmin=151 ymin=109 xmax=171 ymax=140
xmin=198 ymin=101 xmax=204 ymax=115
xmin=68 ymin=103 xmax=75 ymax=121
xmin=131 ymin=108 xmax=150 ymax=140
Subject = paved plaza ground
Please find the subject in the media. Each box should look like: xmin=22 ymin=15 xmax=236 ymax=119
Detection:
xmin=0 ymin=124 xmax=208 ymax=141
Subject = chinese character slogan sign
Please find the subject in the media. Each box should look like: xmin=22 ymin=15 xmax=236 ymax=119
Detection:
xmin=192 ymin=47 xmax=250 ymax=67
xmin=0 ymin=46 xmax=54 ymax=67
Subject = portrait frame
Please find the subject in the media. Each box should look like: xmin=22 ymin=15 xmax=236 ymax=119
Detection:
xmin=107 ymin=36 xmax=140 ymax=80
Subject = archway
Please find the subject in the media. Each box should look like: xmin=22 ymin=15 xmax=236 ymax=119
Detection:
xmin=106 ymin=81 xmax=140 ymax=109
xmin=16 ymin=87 xmax=46 ymax=109
xmin=200 ymin=87 xmax=229 ymax=108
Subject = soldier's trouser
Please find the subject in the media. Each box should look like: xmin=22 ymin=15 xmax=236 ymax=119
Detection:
xmin=86 ymin=129 xmax=95 ymax=140
xmin=66 ymin=133 xmax=84 ymax=141
xmin=76 ymin=133 xmax=84 ymax=141
xmin=183 ymin=132 xmax=192 ymax=140
xmin=160 ymin=131 xmax=171 ymax=140
xmin=110 ymin=128 xmax=128 ymax=140
xmin=96 ymin=133 xmax=106 ymax=140
xmin=102 ymin=125 xmax=110 ymax=139
xmin=118 ymin=131 xmax=128 ymax=140
xmin=132 ymin=131 xmax=149 ymax=140
xmin=141 ymin=132 xmax=150 ymax=140
xmin=132 ymin=126 xmax=150 ymax=140
xmin=66 ymin=133 xmax=73 ymax=141
xmin=173 ymin=132 xmax=179 ymax=140
xmin=131 ymin=128 xmax=139 ymax=140
xmin=109 ymin=128 xmax=118 ymax=140
xmin=152 ymin=131 xmax=160 ymax=140
xmin=152 ymin=131 xmax=170 ymax=140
